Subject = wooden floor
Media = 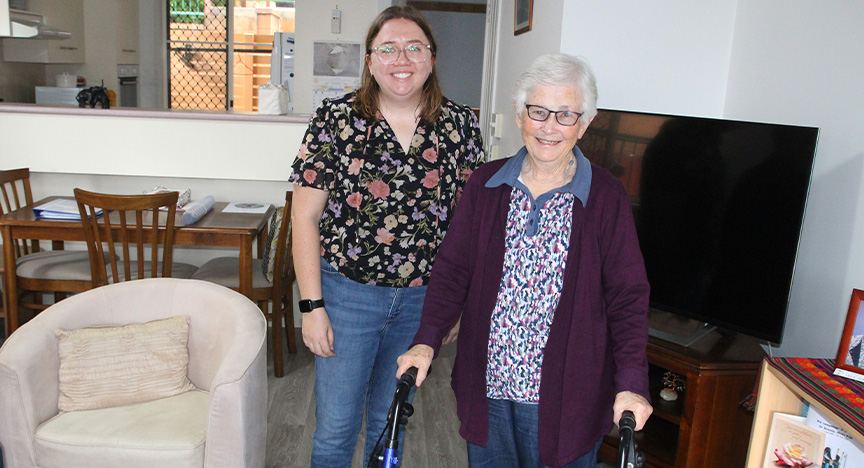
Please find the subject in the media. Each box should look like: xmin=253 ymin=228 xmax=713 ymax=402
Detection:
xmin=266 ymin=329 xmax=467 ymax=468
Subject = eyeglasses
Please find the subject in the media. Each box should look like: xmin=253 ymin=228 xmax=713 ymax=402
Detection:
xmin=371 ymin=43 xmax=432 ymax=64
xmin=525 ymin=104 xmax=583 ymax=127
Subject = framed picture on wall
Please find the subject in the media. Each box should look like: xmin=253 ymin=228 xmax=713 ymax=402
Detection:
xmin=833 ymin=289 xmax=864 ymax=383
xmin=515 ymin=0 xmax=533 ymax=35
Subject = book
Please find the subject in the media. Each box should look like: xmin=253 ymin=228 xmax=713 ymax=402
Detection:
xmin=803 ymin=403 xmax=864 ymax=468
xmin=762 ymin=412 xmax=826 ymax=468
xmin=33 ymin=199 xmax=101 ymax=220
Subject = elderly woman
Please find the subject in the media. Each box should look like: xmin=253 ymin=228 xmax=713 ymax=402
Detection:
xmin=396 ymin=53 xmax=652 ymax=468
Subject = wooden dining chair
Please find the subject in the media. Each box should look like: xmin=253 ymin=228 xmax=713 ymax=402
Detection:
xmin=73 ymin=188 xmax=198 ymax=287
xmin=191 ymin=191 xmax=297 ymax=377
xmin=1 ymin=169 xmax=94 ymax=336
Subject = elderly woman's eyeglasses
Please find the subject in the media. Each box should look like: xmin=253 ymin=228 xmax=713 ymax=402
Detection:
xmin=371 ymin=44 xmax=432 ymax=64
xmin=525 ymin=104 xmax=583 ymax=127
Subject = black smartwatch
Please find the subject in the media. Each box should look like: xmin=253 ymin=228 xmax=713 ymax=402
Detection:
xmin=299 ymin=298 xmax=325 ymax=313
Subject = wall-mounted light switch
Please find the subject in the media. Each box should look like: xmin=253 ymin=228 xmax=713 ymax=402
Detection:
xmin=331 ymin=9 xmax=341 ymax=34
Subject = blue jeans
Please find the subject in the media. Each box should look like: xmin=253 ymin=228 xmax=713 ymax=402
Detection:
xmin=467 ymin=398 xmax=601 ymax=468
xmin=311 ymin=258 xmax=426 ymax=468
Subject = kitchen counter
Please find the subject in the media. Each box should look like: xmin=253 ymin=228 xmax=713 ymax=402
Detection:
xmin=0 ymin=103 xmax=310 ymax=182
xmin=0 ymin=102 xmax=312 ymax=124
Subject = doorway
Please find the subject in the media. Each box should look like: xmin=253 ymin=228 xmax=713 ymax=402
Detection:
xmin=409 ymin=0 xmax=498 ymax=159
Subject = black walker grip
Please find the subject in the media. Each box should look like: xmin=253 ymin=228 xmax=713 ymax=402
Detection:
xmin=617 ymin=410 xmax=641 ymax=468
xmin=399 ymin=367 xmax=419 ymax=388
xmin=619 ymin=410 xmax=636 ymax=430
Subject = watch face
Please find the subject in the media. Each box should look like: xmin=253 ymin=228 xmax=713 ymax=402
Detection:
xmin=300 ymin=299 xmax=324 ymax=312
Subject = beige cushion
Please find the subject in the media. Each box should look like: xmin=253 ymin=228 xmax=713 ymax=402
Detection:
xmin=56 ymin=315 xmax=196 ymax=412
xmin=16 ymin=250 xmax=94 ymax=280
xmin=191 ymin=257 xmax=270 ymax=288
xmin=34 ymin=389 xmax=209 ymax=468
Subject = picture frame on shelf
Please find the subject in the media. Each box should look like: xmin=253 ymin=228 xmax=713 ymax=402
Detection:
xmin=833 ymin=288 xmax=864 ymax=383
xmin=514 ymin=0 xmax=533 ymax=35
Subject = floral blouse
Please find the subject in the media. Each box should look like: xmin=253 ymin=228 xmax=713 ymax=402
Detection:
xmin=486 ymin=188 xmax=574 ymax=403
xmin=290 ymin=93 xmax=485 ymax=287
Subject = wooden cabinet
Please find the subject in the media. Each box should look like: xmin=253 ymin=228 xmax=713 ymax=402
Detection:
xmin=2 ymin=0 xmax=85 ymax=63
xmin=598 ymin=332 xmax=765 ymax=468
xmin=115 ymin=0 xmax=138 ymax=64
xmin=744 ymin=359 xmax=864 ymax=467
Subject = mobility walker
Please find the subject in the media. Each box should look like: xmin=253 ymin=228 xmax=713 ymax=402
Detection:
xmin=367 ymin=367 xmax=645 ymax=468
xmin=367 ymin=367 xmax=419 ymax=468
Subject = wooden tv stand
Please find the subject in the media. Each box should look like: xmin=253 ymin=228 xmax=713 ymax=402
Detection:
xmin=598 ymin=329 xmax=766 ymax=468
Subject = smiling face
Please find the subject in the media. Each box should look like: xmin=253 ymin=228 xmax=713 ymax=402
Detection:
xmin=367 ymin=18 xmax=434 ymax=105
xmin=516 ymin=84 xmax=592 ymax=168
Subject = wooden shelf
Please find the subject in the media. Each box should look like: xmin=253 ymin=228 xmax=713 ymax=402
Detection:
xmin=744 ymin=359 xmax=864 ymax=467
xmin=599 ymin=329 xmax=765 ymax=468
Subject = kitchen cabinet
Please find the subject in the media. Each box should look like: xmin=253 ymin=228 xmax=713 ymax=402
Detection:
xmin=2 ymin=0 xmax=85 ymax=63
xmin=116 ymin=0 xmax=138 ymax=64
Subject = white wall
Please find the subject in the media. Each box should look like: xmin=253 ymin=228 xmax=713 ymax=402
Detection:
xmin=0 ymin=111 xmax=305 ymax=181
xmin=292 ymin=0 xmax=380 ymax=114
xmin=722 ymin=1 xmax=864 ymax=357
xmin=139 ymin=0 xmax=165 ymax=109
xmin=562 ymin=1 xmax=737 ymax=117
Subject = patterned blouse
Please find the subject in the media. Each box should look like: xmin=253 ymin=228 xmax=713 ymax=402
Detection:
xmin=290 ymin=93 xmax=485 ymax=287
xmin=484 ymin=151 xmax=588 ymax=403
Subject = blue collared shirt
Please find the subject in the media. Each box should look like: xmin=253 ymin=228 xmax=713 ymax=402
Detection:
xmin=485 ymin=145 xmax=593 ymax=236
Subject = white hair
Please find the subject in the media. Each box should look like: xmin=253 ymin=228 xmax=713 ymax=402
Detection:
xmin=512 ymin=54 xmax=598 ymax=127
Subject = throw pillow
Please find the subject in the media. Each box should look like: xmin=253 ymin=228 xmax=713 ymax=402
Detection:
xmin=56 ymin=315 xmax=196 ymax=412
xmin=261 ymin=206 xmax=289 ymax=282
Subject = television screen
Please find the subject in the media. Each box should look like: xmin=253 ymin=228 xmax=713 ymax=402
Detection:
xmin=580 ymin=109 xmax=819 ymax=345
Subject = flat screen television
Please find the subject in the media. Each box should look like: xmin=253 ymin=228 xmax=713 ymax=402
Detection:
xmin=580 ymin=109 xmax=819 ymax=345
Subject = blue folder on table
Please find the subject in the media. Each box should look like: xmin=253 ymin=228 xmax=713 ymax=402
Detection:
xmin=33 ymin=199 xmax=102 ymax=220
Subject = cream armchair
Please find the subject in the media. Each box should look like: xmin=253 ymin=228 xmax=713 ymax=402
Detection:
xmin=0 ymin=278 xmax=268 ymax=468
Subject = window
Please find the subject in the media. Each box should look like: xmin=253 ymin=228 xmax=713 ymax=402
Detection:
xmin=167 ymin=1 xmax=294 ymax=111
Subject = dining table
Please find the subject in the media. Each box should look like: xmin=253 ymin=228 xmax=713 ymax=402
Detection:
xmin=1 ymin=196 xmax=275 ymax=335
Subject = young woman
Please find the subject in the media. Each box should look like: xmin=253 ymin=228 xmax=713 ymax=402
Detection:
xmin=290 ymin=6 xmax=484 ymax=467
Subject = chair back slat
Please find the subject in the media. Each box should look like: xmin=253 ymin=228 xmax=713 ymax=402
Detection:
xmin=73 ymin=188 xmax=180 ymax=288
xmin=0 ymin=168 xmax=39 ymax=258
xmin=88 ymin=203 xmax=113 ymax=284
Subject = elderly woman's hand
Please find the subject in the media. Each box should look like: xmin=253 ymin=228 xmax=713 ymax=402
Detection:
xmin=613 ymin=391 xmax=653 ymax=431
xmin=396 ymin=345 xmax=434 ymax=387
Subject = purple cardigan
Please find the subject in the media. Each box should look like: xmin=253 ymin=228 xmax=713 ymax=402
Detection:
xmin=412 ymin=150 xmax=651 ymax=466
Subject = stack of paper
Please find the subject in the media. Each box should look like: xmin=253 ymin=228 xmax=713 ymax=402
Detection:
xmin=805 ymin=404 xmax=864 ymax=468
xmin=33 ymin=199 xmax=101 ymax=220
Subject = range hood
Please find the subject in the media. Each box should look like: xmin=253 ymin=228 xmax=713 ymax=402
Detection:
xmin=0 ymin=0 xmax=71 ymax=39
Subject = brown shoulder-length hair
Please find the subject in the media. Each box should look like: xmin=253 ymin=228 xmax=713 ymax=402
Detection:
xmin=353 ymin=5 xmax=443 ymax=124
